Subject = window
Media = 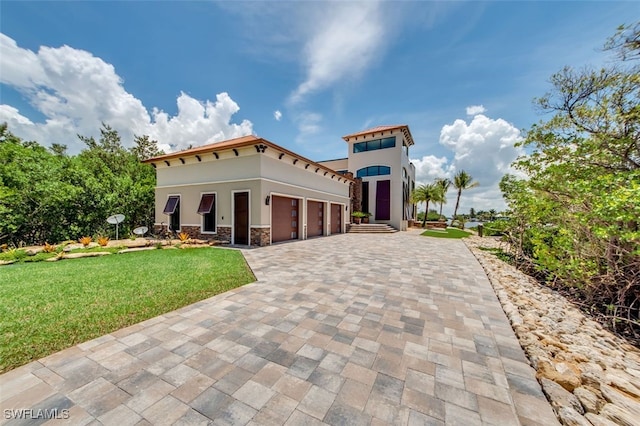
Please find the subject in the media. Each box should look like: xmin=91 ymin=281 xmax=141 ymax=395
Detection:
xmin=163 ymin=195 xmax=180 ymax=231
xmin=163 ymin=196 xmax=179 ymax=214
xmin=353 ymin=136 xmax=396 ymax=153
xmin=356 ymin=165 xmax=391 ymax=178
xmin=198 ymin=194 xmax=216 ymax=233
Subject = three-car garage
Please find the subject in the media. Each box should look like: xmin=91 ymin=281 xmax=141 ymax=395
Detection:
xmin=270 ymin=196 xmax=343 ymax=244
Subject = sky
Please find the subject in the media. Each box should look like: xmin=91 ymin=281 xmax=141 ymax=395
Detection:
xmin=0 ymin=1 xmax=637 ymax=216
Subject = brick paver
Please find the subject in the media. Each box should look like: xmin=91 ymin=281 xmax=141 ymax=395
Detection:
xmin=0 ymin=231 xmax=559 ymax=425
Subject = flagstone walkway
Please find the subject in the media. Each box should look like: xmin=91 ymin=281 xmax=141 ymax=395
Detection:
xmin=1 ymin=231 xmax=558 ymax=425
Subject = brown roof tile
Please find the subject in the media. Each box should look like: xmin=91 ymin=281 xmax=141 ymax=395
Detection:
xmin=142 ymin=135 xmax=354 ymax=182
xmin=342 ymin=124 xmax=414 ymax=146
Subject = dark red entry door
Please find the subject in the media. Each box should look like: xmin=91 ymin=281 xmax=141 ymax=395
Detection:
xmin=331 ymin=204 xmax=342 ymax=234
xmin=234 ymin=192 xmax=249 ymax=245
xmin=375 ymin=180 xmax=391 ymax=221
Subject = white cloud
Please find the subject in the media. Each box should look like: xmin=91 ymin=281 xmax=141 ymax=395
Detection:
xmin=0 ymin=34 xmax=253 ymax=153
xmin=294 ymin=111 xmax=323 ymax=144
xmin=466 ymin=105 xmax=486 ymax=116
xmin=274 ymin=110 xmax=282 ymax=121
xmin=411 ymin=112 xmax=524 ymax=215
xmin=288 ymin=1 xmax=386 ymax=104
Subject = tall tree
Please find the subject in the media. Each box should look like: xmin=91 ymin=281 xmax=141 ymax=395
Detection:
xmin=435 ymin=178 xmax=451 ymax=219
xmin=452 ymin=170 xmax=479 ymax=219
xmin=411 ymin=183 xmax=440 ymax=227
xmin=501 ymin=22 xmax=640 ymax=337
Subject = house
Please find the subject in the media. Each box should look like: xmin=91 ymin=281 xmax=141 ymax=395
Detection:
xmin=318 ymin=124 xmax=416 ymax=231
xmin=143 ymin=125 xmax=417 ymax=246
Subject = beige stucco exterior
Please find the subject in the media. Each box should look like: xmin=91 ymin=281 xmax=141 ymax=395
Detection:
xmin=320 ymin=126 xmax=417 ymax=231
xmin=146 ymin=125 xmax=417 ymax=245
xmin=148 ymin=136 xmax=351 ymax=246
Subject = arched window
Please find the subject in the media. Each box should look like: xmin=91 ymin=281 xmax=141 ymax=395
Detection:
xmin=356 ymin=165 xmax=391 ymax=178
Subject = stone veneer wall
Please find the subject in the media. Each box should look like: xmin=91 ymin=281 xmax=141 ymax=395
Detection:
xmin=251 ymin=227 xmax=271 ymax=246
xmin=152 ymin=224 xmax=231 ymax=244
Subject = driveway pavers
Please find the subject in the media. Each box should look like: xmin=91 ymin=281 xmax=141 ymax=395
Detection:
xmin=0 ymin=231 xmax=559 ymax=425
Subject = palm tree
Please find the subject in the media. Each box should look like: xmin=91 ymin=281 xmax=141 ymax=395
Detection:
xmin=452 ymin=170 xmax=479 ymax=220
xmin=411 ymin=183 xmax=440 ymax=227
xmin=435 ymin=178 xmax=451 ymax=220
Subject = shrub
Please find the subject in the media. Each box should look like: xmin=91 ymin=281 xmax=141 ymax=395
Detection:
xmin=43 ymin=242 xmax=57 ymax=253
xmin=178 ymin=232 xmax=190 ymax=242
xmin=79 ymin=236 xmax=92 ymax=247
xmin=482 ymin=220 xmax=509 ymax=236
xmin=97 ymin=236 xmax=110 ymax=247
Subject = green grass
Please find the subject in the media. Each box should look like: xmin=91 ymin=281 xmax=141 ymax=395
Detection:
xmin=421 ymin=227 xmax=471 ymax=239
xmin=0 ymin=247 xmax=255 ymax=372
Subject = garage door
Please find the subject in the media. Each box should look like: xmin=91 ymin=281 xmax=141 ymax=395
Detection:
xmin=272 ymin=196 xmax=299 ymax=243
xmin=331 ymin=203 xmax=342 ymax=234
xmin=307 ymin=201 xmax=324 ymax=238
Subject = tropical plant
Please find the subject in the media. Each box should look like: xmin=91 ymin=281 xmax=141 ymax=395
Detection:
xmin=434 ymin=178 xmax=451 ymax=219
xmin=411 ymin=183 xmax=440 ymax=227
xmin=452 ymin=170 xmax=479 ymax=220
xmin=79 ymin=236 xmax=92 ymax=247
xmin=97 ymin=236 xmax=110 ymax=247
xmin=178 ymin=232 xmax=190 ymax=242
xmin=500 ymin=22 xmax=640 ymax=339
xmin=42 ymin=242 xmax=57 ymax=253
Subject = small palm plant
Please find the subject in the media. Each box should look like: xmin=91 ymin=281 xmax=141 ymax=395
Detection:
xmin=178 ymin=232 xmax=190 ymax=242
xmin=79 ymin=236 xmax=92 ymax=247
xmin=43 ymin=242 xmax=57 ymax=253
xmin=97 ymin=236 xmax=110 ymax=247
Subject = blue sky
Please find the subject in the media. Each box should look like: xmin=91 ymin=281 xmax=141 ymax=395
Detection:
xmin=1 ymin=1 xmax=637 ymax=214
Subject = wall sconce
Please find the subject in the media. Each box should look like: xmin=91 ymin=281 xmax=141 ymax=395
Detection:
xmin=265 ymin=195 xmax=270 ymax=205
xmin=345 ymin=206 xmax=348 ymax=211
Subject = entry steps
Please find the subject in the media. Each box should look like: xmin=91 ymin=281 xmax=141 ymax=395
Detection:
xmin=348 ymin=223 xmax=398 ymax=233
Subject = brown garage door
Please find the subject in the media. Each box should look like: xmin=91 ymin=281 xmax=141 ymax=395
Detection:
xmin=272 ymin=196 xmax=299 ymax=243
xmin=331 ymin=203 xmax=342 ymax=234
xmin=307 ymin=201 xmax=324 ymax=238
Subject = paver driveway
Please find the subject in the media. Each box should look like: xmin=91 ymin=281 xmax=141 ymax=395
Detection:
xmin=1 ymin=231 xmax=558 ymax=425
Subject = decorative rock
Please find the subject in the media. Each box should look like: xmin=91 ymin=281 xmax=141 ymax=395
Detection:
xmin=118 ymin=247 xmax=157 ymax=254
xmin=463 ymin=237 xmax=640 ymax=426
xmin=599 ymin=403 xmax=638 ymax=426
xmin=600 ymin=384 xmax=640 ymax=418
xmin=574 ymin=386 xmax=602 ymax=414
xmin=584 ymin=412 xmax=622 ymax=426
xmin=537 ymin=360 xmax=582 ymax=392
xmin=62 ymin=252 xmax=111 ymax=259
xmin=605 ymin=372 xmax=640 ymax=399
xmin=540 ymin=378 xmax=584 ymax=414
xmin=557 ymin=407 xmax=592 ymax=426
xmin=0 ymin=259 xmax=17 ymax=265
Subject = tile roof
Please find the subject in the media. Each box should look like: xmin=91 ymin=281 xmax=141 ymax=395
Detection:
xmin=342 ymin=124 xmax=414 ymax=146
xmin=142 ymin=135 xmax=354 ymax=182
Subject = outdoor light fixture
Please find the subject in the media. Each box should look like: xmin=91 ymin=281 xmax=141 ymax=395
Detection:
xmin=265 ymin=196 xmax=270 ymax=205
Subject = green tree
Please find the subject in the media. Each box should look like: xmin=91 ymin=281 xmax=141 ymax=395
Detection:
xmin=452 ymin=170 xmax=479 ymax=220
xmin=0 ymin=123 xmax=157 ymax=246
xmin=435 ymin=178 xmax=451 ymax=219
xmin=411 ymin=183 xmax=440 ymax=227
xmin=501 ymin=22 xmax=640 ymax=334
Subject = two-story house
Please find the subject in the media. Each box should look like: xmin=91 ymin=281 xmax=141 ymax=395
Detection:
xmin=143 ymin=125 xmax=416 ymax=246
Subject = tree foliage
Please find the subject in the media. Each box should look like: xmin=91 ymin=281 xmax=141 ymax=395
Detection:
xmin=500 ymin=23 xmax=640 ymax=340
xmin=0 ymin=123 xmax=162 ymax=246
xmin=452 ymin=170 xmax=479 ymax=219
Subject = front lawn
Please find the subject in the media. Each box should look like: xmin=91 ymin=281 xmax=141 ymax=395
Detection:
xmin=0 ymin=247 xmax=255 ymax=373
xmin=421 ymin=227 xmax=471 ymax=239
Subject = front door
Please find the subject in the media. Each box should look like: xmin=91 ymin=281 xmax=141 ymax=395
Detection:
xmin=375 ymin=180 xmax=391 ymax=221
xmin=234 ymin=192 xmax=249 ymax=245
xmin=331 ymin=203 xmax=342 ymax=234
